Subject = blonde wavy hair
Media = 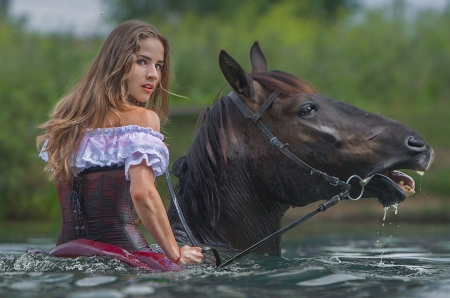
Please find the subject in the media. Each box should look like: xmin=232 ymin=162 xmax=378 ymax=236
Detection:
xmin=37 ymin=20 xmax=171 ymax=183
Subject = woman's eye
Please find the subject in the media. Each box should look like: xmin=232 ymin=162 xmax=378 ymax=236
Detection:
xmin=137 ymin=59 xmax=146 ymax=65
xmin=155 ymin=64 xmax=162 ymax=70
xmin=299 ymin=104 xmax=317 ymax=116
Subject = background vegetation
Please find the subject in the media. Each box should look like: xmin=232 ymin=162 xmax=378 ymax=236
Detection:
xmin=0 ymin=0 xmax=449 ymax=222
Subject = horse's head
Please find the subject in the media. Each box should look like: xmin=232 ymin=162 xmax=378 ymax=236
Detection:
xmin=219 ymin=41 xmax=434 ymax=208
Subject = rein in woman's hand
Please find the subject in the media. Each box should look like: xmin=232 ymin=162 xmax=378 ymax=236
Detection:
xmin=178 ymin=245 xmax=204 ymax=264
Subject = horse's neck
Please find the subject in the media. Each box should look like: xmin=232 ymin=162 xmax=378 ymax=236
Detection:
xmin=172 ymin=159 xmax=290 ymax=256
xmin=214 ymin=163 xmax=290 ymax=255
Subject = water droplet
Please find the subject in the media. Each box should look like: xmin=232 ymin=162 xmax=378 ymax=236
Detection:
xmin=383 ymin=206 xmax=389 ymax=221
xmin=382 ymin=203 xmax=399 ymax=221
xmin=392 ymin=203 xmax=398 ymax=215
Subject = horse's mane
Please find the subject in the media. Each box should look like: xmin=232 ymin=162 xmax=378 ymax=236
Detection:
xmin=172 ymin=71 xmax=315 ymax=229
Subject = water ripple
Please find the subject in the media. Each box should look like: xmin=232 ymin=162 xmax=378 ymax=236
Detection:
xmin=1 ymin=234 xmax=450 ymax=297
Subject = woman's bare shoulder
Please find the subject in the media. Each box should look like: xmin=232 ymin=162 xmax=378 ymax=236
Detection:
xmin=120 ymin=108 xmax=160 ymax=132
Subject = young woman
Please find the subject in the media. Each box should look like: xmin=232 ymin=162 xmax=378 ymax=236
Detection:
xmin=37 ymin=20 xmax=203 ymax=265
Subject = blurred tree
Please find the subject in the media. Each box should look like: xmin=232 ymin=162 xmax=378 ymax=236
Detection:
xmin=102 ymin=0 xmax=359 ymax=23
xmin=0 ymin=21 xmax=102 ymax=220
xmin=311 ymin=0 xmax=360 ymax=22
xmin=0 ymin=0 xmax=9 ymax=20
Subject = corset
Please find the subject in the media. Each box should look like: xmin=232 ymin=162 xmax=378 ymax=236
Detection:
xmin=55 ymin=166 xmax=149 ymax=251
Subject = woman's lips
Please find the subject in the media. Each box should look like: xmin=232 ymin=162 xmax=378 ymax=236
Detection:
xmin=142 ymin=84 xmax=154 ymax=93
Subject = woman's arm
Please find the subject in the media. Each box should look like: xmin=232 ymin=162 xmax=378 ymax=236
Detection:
xmin=129 ymin=161 xmax=204 ymax=264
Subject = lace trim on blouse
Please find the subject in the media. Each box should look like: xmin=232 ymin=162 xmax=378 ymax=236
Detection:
xmin=39 ymin=125 xmax=169 ymax=180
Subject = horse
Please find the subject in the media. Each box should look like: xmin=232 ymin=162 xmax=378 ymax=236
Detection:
xmin=167 ymin=42 xmax=434 ymax=257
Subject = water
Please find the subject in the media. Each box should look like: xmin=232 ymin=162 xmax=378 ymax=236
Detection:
xmin=1 ymin=224 xmax=449 ymax=298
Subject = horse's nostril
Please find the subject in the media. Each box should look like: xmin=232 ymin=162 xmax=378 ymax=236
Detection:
xmin=407 ymin=136 xmax=426 ymax=150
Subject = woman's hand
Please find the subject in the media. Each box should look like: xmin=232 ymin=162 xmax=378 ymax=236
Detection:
xmin=178 ymin=245 xmax=204 ymax=264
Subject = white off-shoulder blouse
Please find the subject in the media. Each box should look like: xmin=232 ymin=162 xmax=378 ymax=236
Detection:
xmin=39 ymin=125 xmax=169 ymax=180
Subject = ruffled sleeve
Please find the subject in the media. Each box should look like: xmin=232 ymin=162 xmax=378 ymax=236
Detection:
xmin=121 ymin=129 xmax=169 ymax=180
xmin=52 ymin=125 xmax=169 ymax=180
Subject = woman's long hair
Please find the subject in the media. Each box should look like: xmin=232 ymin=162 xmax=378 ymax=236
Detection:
xmin=37 ymin=20 xmax=171 ymax=183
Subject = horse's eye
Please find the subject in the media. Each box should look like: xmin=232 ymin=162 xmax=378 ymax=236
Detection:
xmin=298 ymin=104 xmax=317 ymax=117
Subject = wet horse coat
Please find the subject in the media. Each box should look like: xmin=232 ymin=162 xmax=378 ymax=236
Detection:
xmin=168 ymin=42 xmax=434 ymax=256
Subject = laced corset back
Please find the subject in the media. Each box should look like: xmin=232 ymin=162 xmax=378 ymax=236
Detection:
xmin=56 ymin=166 xmax=150 ymax=251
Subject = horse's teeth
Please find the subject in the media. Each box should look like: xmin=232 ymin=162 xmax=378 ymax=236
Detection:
xmin=404 ymin=184 xmax=415 ymax=196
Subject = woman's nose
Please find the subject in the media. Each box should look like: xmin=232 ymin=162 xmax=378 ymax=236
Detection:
xmin=147 ymin=66 xmax=158 ymax=80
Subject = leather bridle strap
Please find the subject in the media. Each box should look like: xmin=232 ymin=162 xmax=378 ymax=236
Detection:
xmin=252 ymin=91 xmax=280 ymax=123
xmin=228 ymin=91 xmax=351 ymax=191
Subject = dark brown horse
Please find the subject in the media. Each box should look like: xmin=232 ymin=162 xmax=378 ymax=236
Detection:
xmin=167 ymin=42 xmax=434 ymax=256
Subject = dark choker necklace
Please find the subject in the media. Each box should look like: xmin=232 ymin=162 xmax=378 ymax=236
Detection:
xmin=128 ymin=98 xmax=146 ymax=107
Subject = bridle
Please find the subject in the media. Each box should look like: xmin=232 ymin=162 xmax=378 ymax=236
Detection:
xmin=166 ymin=90 xmax=374 ymax=269
xmin=229 ymin=91 xmax=353 ymax=193
xmin=228 ymin=91 xmax=373 ymax=199
xmin=217 ymin=91 xmax=374 ymax=268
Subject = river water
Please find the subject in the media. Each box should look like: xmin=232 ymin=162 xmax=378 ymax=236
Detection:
xmin=1 ymin=220 xmax=449 ymax=298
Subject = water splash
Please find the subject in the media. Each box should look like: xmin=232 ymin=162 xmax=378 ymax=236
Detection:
xmin=379 ymin=203 xmax=400 ymax=264
xmin=1 ymin=235 xmax=448 ymax=297
xmin=7 ymin=253 xmax=133 ymax=273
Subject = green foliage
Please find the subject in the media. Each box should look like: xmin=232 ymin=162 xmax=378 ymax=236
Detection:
xmin=102 ymin=0 xmax=358 ymax=22
xmin=1 ymin=2 xmax=449 ymax=219
xmin=0 ymin=20 xmax=101 ymax=219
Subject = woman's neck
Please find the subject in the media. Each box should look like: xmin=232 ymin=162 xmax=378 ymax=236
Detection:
xmin=128 ymin=97 xmax=146 ymax=107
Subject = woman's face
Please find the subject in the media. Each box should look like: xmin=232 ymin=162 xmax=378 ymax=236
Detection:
xmin=127 ymin=37 xmax=165 ymax=104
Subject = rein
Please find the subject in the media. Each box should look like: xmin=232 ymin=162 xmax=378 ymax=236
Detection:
xmin=165 ymin=171 xmax=222 ymax=267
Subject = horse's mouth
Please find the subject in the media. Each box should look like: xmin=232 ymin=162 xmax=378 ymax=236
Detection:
xmin=359 ymin=170 xmax=420 ymax=207
xmin=380 ymin=170 xmax=417 ymax=196
xmin=354 ymin=147 xmax=434 ymax=207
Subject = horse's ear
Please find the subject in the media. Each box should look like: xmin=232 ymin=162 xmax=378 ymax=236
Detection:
xmin=219 ymin=50 xmax=255 ymax=98
xmin=250 ymin=41 xmax=268 ymax=73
